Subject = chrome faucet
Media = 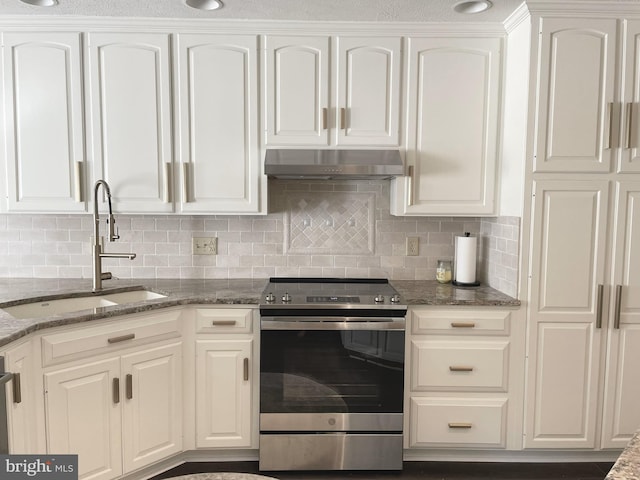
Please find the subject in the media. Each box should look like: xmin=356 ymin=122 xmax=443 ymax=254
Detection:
xmin=92 ymin=180 xmax=136 ymax=292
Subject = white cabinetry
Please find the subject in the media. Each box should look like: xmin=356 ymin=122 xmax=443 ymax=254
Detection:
xmin=87 ymin=32 xmax=174 ymax=213
xmin=42 ymin=310 xmax=182 ymax=480
xmin=194 ymin=308 xmax=257 ymax=449
xmin=175 ymin=34 xmax=263 ymax=214
xmin=406 ymin=308 xmax=522 ymax=451
xmin=2 ymin=32 xmax=87 ymax=212
xmin=264 ymin=35 xmax=401 ymax=146
xmin=523 ymin=13 xmax=640 ymax=451
xmin=391 ymin=37 xmax=501 ymax=216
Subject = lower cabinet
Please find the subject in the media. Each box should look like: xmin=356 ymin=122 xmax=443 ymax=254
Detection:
xmin=194 ymin=308 xmax=256 ymax=449
xmin=406 ymin=307 xmax=523 ymax=451
xmin=41 ymin=310 xmax=183 ymax=480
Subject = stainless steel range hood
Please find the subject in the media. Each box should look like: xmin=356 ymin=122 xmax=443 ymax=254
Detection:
xmin=264 ymin=149 xmax=404 ymax=180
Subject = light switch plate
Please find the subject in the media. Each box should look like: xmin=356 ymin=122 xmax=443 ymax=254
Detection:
xmin=193 ymin=237 xmax=217 ymax=255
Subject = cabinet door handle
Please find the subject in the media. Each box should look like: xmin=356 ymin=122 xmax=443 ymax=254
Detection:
xmin=243 ymin=358 xmax=249 ymax=381
xmin=212 ymin=320 xmax=237 ymax=326
xmin=12 ymin=372 xmax=21 ymax=404
xmin=407 ymin=165 xmax=415 ymax=206
xmin=448 ymin=422 xmax=472 ymax=429
xmin=596 ymin=284 xmax=604 ymax=329
xmin=126 ymin=374 xmax=133 ymax=400
xmin=164 ymin=163 xmax=172 ymax=203
xmin=107 ymin=333 xmax=135 ymax=344
xmin=606 ymin=102 xmax=614 ymax=149
xmin=449 ymin=366 xmax=474 ymax=372
xmin=322 ymin=108 xmax=328 ymax=130
xmin=451 ymin=322 xmax=476 ymax=328
xmin=614 ymin=284 xmax=623 ymax=329
xmin=74 ymin=161 xmax=84 ymax=203
xmin=182 ymin=163 xmax=192 ymax=203
xmin=340 ymin=108 xmax=346 ymax=130
xmin=113 ymin=377 xmax=120 ymax=404
xmin=625 ymin=103 xmax=633 ymax=148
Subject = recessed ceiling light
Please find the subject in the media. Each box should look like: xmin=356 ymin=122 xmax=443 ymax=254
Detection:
xmin=453 ymin=0 xmax=493 ymax=14
xmin=185 ymin=0 xmax=223 ymax=10
xmin=19 ymin=0 xmax=58 ymax=6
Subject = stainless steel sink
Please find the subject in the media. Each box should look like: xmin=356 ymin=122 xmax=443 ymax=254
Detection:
xmin=2 ymin=289 xmax=167 ymax=319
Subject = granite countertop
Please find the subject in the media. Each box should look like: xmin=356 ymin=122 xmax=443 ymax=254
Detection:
xmin=606 ymin=429 xmax=640 ymax=480
xmin=0 ymin=278 xmax=520 ymax=348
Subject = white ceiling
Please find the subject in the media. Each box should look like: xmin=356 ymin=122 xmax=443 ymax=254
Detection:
xmin=0 ymin=0 xmax=529 ymax=23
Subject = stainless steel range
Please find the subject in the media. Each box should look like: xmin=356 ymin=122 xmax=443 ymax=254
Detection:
xmin=258 ymin=278 xmax=407 ymax=471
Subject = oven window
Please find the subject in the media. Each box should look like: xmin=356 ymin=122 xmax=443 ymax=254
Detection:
xmin=260 ymin=329 xmax=404 ymax=414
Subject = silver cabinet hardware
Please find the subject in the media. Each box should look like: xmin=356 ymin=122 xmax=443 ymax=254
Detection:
xmin=340 ymin=108 xmax=346 ymax=130
xmin=449 ymin=366 xmax=474 ymax=372
xmin=407 ymin=165 xmax=415 ymax=206
xmin=126 ymin=374 xmax=133 ymax=400
xmin=448 ymin=422 xmax=472 ymax=429
xmin=614 ymin=284 xmax=623 ymax=329
xmin=243 ymin=358 xmax=249 ymax=381
xmin=182 ymin=163 xmax=193 ymax=203
xmin=12 ymin=372 xmax=21 ymax=404
xmin=606 ymin=102 xmax=613 ymax=149
xmin=626 ymin=103 xmax=633 ymax=148
xmin=74 ymin=161 xmax=83 ymax=203
xmin=322 ymin=108 xmax=328 ymax=130
xmin=164 ymin=163 xmax=172 ymax=203
xmin=113 ymin=377 xmax=120 ymax=404
xmin=451 ymin=322 xmax=476 ymax=328
xmin=596 ymin=284 xmax=604 ymax=329
xmin=107 ymin=333 xmax=135 ymax=344
xmin=212 ymin=320 xmax=237 ymax=326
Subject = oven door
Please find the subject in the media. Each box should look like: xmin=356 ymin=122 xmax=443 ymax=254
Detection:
xmin=260 ymin=316 xmax=405 ymax=430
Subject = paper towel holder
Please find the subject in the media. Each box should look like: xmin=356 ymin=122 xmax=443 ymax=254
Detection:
xmin=452 ymin=232 xmax=481 ymax=287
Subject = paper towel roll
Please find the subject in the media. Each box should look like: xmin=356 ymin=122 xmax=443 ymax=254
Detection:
xmin=454 ymin=234 xmax=477 ymax=284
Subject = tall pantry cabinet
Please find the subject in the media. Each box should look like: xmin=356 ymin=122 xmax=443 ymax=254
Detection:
xmin=523 ymin=11 xmax=640 ymax=450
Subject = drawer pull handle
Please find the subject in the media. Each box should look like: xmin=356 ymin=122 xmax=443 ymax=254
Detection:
xmin=212 ymin=320 xmax=237 ymax=326
xmin=113 ymin=377 xmax=120 ymax=404
xmin=448 ymin=422 xmax=473 ymax=429
xmin=451 ymin=322 xmax=476 ymax=328
xmin=12 ymin=372 xmax=21 ymax=404
xmin=126 ymin=374 xmax=133 ymax=400
xmin=107 ymin=333 xmax=135 ymax=344
xmin=243 ymin=358 xmax=249 ymax=381
xmin=449 ymin=366 xmax=474 ymax=372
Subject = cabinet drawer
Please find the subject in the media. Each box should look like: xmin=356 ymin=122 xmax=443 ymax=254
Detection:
xmin=408 ymin=396 xmax=507 ymax=448
xmin=195 ymin=308 xmax=253 ymax=334
xmin=410 ymin=340 xmax=509 ymax=391
xmin=41 ymin=309 xmax=182 ymax=366
xmin=411 ymin=309 xmax=511 ymax=335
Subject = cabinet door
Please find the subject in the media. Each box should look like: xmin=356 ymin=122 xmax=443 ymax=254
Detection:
xmin=335 ymin=36 xmax=401 ymax=146
xmin=195 ymin=338 xmax=252 ymax=448
xmin=4 ymin=339 xmax=41 ymax=453
xmin=2 ymin=32 xmax=86 ymax=212
xmin=44 ymin=358 xmax=122 ymax=480
xmin=87 ymin=33 xmax=173 ymax=213
xmin=176 ymin=34 xmax=262 ymax=213
xmin=620 ymin=21 xmax=640 ymax=172
xmin=601 ymin=182 xmax=640 ymax=448
xmin=121 ymin=342 xmax=182 ymax=473
xmin=525 ymin=180 xmax=610 ymax=448
xmin=394 ymin=37 xmax=501 ymax=215
xmin=264 ymin=35 xmax=330 ymax=146
xmin=534 ymin=18 xmax=617 ymax=173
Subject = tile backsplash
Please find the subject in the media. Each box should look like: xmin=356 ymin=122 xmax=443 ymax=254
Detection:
xmin=0 ymin=180 xmax=520 ymax=298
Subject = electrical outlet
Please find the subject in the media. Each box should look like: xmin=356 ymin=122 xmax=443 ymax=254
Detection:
xmin=193 ymin=237 xmax=217 ymax=255
xmin=406 ymin=237 xmax=419 ymax=256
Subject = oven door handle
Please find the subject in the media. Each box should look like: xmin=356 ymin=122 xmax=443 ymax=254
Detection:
xmin=261 ymin=317 xmax=405 ymax=330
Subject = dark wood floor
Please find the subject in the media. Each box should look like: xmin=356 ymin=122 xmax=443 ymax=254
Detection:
xmin=152 ymin=461 xmax=613 ymax=480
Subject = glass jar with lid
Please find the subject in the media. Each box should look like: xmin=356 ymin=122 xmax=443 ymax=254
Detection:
xmin=436 ymin=259 xmax=452 ymax=284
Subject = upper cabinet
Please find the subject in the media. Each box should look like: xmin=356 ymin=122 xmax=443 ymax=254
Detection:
xmin=175 ymin=34 xmax=263 ymax=214
xmin=534 ymin=18 xmax=640 ymax=174
xmin=86 ymin=32 xmax=174 ymax=213
xmin=2 ymin=32 xmax=87 ymax=213
xmin=391 ymin=37 xmax=502 ymax=216
xmin=264 ymin=35 xmax=402 ymax=147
